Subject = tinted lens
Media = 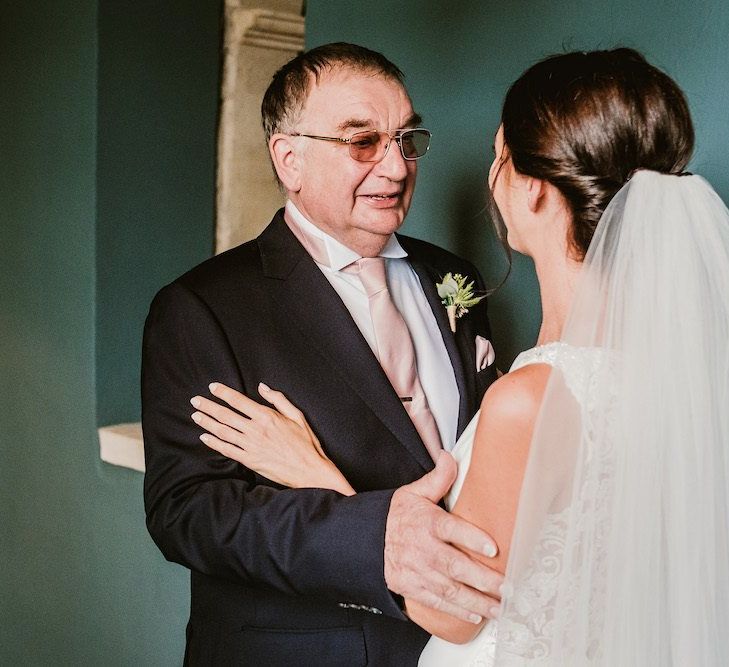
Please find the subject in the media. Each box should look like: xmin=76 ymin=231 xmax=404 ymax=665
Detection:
xmin=349 ymin=131 xmax=384 ymax=161
xmin=399 ymin=129 xmax=431 ymax=159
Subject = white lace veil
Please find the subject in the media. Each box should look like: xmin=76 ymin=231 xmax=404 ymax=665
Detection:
xmin=494 ymin=171 xmax=729 ymax=665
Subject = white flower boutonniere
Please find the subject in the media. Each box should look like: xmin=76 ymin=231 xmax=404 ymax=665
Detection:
xmin=436 ymin=272 xmax=485 ymax=333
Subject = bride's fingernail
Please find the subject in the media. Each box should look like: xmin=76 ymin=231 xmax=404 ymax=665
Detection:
xmin=191 ymin=412 xmax=202 ymax=423
xmin=259 ymin=382 xmax=271 ymax=392
xmin=209 ymin=382 xmax=219 ymax=393
xmin=469 ymin=613 xmax=482 ymax=624
xmin=190 ymin=397 xmax=201 ymax=408
xmin=484 ymin=542 xmax=497 ymax=558
xmin=199 ymin=434 xmax=210 ymax=443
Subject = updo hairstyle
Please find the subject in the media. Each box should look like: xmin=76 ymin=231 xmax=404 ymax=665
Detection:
xmin=500 ymin=48 xmax=694 ymax=259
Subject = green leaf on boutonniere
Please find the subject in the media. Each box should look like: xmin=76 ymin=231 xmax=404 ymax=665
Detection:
xmin=436 ymin=272 xmax=486 ymax=332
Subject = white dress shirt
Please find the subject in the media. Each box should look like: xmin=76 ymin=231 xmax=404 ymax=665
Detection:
xmin=285 ymin=200 xmax=460 ymax=450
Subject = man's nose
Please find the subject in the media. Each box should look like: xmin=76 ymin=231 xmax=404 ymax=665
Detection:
xmin=374 ymin=136 xmax=410 ymax=180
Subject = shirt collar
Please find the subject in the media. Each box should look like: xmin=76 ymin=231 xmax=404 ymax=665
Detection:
xmin=285 ymin=200 xmax=408 ymax=271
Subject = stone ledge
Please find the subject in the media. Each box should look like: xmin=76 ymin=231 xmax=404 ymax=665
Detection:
xmin=99 ymin=422 xmax=144 ymax=472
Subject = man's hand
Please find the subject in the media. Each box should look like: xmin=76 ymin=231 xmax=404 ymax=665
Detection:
xmin=384 ymin=452 xmax=503 ymax=623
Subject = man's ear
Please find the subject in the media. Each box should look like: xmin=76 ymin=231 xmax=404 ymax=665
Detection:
xmin=526 ymin=177 xmax=547 ymax=213
xmin=269 ymin=134 xmax=301 ymax=192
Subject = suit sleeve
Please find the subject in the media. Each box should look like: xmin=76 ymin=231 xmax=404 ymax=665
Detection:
xmin=142 ymin=282 xmax=405 ymax=618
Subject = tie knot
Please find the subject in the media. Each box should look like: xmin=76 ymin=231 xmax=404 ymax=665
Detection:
xmin=353 ymin=257 xmax=388 ymax=297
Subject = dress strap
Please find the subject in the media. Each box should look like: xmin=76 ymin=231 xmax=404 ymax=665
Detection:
xmin=510 ymin=343 xmax=606 ymax=406
xmin=509 ymin=342 xmax=568 ymax=372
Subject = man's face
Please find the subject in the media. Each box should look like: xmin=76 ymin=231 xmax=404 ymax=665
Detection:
xmin=287 ymin=68 xmax=419 ymax=255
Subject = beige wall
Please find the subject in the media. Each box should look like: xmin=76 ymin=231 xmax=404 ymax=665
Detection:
xmin=216 ymin=0 xmax=305 ymax=252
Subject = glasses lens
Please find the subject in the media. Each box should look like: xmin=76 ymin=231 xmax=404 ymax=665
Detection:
xmin=349 ymin=131 xmax=384 ymax=162
xmin=399 ymin=129 xmax=431 ymax=159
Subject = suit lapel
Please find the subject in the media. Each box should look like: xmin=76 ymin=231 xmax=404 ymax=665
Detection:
xmin=258 ymin=214 xmax=433 ymax=473
xmin=398 ymin=238 xmax=476 ymax=438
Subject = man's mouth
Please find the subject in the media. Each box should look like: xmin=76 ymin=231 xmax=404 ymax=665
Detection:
xmin=364 ymin=193 xmax=400 ymax=201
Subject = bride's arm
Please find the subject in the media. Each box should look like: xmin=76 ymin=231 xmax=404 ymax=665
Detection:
xmin=405 ymin=364 xmax=550 ymax=643
xmin=190 ymin=382 xmax=355 ymax=496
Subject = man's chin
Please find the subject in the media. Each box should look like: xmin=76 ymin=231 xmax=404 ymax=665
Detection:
xmin=358 ymin=208 xmax=407 ymax=235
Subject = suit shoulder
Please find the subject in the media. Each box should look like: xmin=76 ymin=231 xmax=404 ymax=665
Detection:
xmin=171 ymin=211 xmax=290 ymax=298
xmin=397 ymin=233 xmax=479 ymax=274
xmin=397 ymin=233 xmax=459 ymax=259
xmin=180 ymin=239 xmax=260 ymax=288
xmin=147 ymin=213 xmax=293 ymax=323
xmin=144 ymin=244 xmax=258 ymax=331
xmin=149 ymin=237 xmax=264 ymax=312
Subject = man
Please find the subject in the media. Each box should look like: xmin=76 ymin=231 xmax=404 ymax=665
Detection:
xmin=143 ymin=43 xmax=501 ymax=665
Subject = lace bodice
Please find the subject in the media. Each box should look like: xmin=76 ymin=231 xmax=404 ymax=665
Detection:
xmin=420 ymin=343 xmax=605 ymax=666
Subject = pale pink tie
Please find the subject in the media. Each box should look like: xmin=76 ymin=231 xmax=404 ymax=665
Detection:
xmin=284 ymin=210 xmax=443 ymax=462
xmin=350 ymin=257 xmax=443 ymax=462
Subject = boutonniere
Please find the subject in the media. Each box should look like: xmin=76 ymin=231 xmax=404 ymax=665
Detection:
xmin=436 ymin=272 xmax=485 ymax=333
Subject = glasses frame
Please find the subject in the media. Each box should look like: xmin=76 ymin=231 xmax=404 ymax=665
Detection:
xmin=289 ymin=128 xmax=432 ymax=162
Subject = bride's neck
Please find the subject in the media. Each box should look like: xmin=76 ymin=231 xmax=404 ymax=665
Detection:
xmin=533 ymin=244 xmax=582 ymax=346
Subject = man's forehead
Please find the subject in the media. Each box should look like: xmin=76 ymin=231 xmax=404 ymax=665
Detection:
xmin=334 ymin=113 xmax=423 ymax=133
xmin=302 ymin=67 xmax=417 ymax=128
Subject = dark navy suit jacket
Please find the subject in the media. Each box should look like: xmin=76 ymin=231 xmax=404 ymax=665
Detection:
xmin=142 ymin=210 xmax=497 ymax=665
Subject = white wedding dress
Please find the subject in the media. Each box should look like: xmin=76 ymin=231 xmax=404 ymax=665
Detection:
xmin=422 ymin=172 xmax=729 ymax=665
xmin=419 ymin=342 xmax=603 ymax=666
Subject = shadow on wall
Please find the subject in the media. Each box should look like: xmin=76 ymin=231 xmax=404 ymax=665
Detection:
xmin=446 ymin=162 xmax=541 ymax=369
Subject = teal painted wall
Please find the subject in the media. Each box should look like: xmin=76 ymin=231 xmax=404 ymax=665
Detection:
xmin=2 ymin=2 xmax=220 ymax=665
xmin=96 ymin=1 xmax=221 ymax=427
xmin=1 ymin=4 xmax=101 ymax=662
xmin=307 ymin=0 xmax=729 ymax=365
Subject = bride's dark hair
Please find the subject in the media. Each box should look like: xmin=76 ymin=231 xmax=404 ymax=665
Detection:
xmin=495 ymin=48 xmax=694 ymax=260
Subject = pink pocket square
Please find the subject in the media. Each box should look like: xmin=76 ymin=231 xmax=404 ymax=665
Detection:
xmin=475 ymin=336 xmax=495 ymax=371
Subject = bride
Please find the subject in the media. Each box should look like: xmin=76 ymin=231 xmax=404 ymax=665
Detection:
xmin=190 ymin=49 xmax=729 ymax=664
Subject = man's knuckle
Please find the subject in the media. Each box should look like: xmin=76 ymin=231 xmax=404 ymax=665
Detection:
xmin=435 ymin=513 xmax=454 ymax=540
xmin=428 ymin=593 xmax=446 ymax=612
xmin=445 ymin=554 xmax=463 ymax=580
xmin=441 ymin=580 xmax=461 ymax=603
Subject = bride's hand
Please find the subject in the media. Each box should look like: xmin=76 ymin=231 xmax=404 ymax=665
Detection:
xmin=190 ymin=382 xmax=355 ymax=496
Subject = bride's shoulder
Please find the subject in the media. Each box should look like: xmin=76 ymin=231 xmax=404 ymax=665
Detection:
xmin=465 ymin=363 xmax=551 ymax=473
xmin=480 ymin=362 xmax=551 ymax=426
xmin=480 ymin=341 xmax=589 ymax=424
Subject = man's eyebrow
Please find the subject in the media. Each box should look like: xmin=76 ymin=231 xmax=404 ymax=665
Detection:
xmin=336 ymin=118 xmax=374 ymax=133
xmin=335 ymin=112 xmax=425 ymax=133
xmin=405 ymin=112 xmax=423 ymax=128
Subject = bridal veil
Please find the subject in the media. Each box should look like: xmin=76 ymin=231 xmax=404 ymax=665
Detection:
xmin=495 ymin=171 xmax=729 ymax=665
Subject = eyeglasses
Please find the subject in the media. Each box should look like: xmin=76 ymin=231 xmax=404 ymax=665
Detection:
xmin=289 ymin=128 xmax=431 ymax=162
